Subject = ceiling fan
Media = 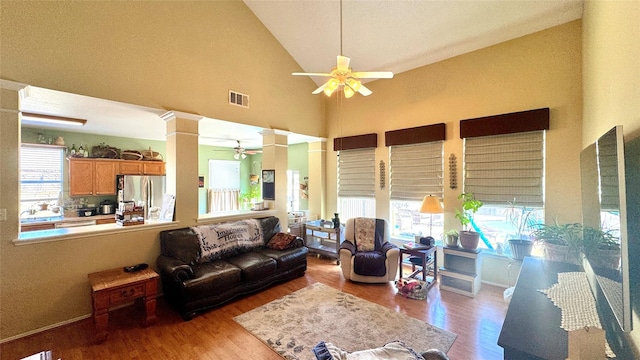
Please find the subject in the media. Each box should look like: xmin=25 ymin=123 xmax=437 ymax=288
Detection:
xmin=232 ymin=140 xmax=261 ymax=160
xmin=292 ymin=0 xmax=393 ymax=98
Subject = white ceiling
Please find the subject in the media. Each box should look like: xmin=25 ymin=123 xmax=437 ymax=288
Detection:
xmin=245 ymin=0 xmax=583 ymax=86
xmin=16 ymin=0 xmax=583 ymax=149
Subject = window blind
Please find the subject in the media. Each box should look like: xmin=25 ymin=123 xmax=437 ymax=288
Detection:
xmin=390 ymin=142 xmax=443 ymax=201
xmin=464 ymin=131 xmax=544 ymax=207
xmin=338 ymin=148 xmax=376 ymax=197
xmin=20 ymin=146 xmax=64 ymax=202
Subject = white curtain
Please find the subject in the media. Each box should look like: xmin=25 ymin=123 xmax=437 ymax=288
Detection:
xmin=208 ymin=189 xmax=239 ymax=213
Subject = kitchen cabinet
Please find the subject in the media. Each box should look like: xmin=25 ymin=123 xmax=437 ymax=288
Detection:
xmin=118 ymin=161 xmax=143 ymax=175
xmin=117 ymin=160 xmax=165 ymax=175
xmin=70 ymin=159 xmax=165 ymax=196
xmin=69 ymin=159 xmax=118 ymax=196
xmin=142 ymin=161 xmax=165 ymax=175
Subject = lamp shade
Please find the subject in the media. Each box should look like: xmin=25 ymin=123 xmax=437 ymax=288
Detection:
xmin=420 ymin=195 xmax=443 ymax=214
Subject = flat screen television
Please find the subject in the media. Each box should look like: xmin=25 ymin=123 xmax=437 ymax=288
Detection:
xmin=580 ymin=125 xmax=631 ymax=332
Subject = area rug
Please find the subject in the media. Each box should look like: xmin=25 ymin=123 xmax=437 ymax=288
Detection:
xmin=233 ymin=283 xmax=457 ymax=360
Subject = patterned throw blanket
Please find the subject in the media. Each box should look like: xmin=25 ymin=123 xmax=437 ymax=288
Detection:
xmin=191 ymin=219 xmax=263 ymax=263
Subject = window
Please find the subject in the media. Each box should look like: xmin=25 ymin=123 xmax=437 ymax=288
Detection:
xmin=20 ymin=145 xmax=64 ymax=214
xmin=463 ymin=131 xmax=545 ymax=252
xmin=207 ymin=160 xmax=240 ymax=212
xmin=287 ymin=169 xmax=300 ymax=212
xmin=389 ymin=142 xmax=444 ymax=239
xmin=337 ymin=148 xmax=375 ymax=220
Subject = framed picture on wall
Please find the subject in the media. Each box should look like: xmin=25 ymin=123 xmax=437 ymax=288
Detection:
xmin=262 ymin=170 xmax=275 ymax=200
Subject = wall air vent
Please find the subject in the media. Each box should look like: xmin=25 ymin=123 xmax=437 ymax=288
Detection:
xmin=229 ymin=90 xmax=249 ymax=108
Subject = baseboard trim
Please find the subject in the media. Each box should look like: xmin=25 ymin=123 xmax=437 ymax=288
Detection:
xmin=481 ymin=280 xmax=510 ymax=288
xmin=0 ymin=314 xmax=92 ymax=344
xmin=0 ymin=293 xmax=164 ymax=344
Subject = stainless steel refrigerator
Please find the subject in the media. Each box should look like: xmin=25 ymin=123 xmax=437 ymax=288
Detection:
xmin=116 ymin=175 xmax=166 ymax=220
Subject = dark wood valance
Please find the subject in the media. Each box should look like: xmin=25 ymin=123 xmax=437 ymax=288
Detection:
xmin=333 ymin=133 xmax=378 ymax=151
xmin=460 ymin=108 xmax=550 ymax=138
xmin=384 ymin=123 xmax=446 ymax=146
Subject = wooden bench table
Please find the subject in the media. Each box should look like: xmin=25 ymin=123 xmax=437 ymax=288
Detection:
xmin=88 ymin=267 xmax=159 ymax=342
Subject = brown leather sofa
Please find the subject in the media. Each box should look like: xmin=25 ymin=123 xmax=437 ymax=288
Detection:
xmin=157 ymin=216 xmax=308 ymax=320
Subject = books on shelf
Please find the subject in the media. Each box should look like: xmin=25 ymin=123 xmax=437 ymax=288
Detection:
xmin=403 ymin=242 xmax=430 ymax=250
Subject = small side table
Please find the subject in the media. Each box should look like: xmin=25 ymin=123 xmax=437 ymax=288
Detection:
xmin=88 ymin=267 xmax=159 ymax=342
xmin=399 ymin=246 xmax=438 ymax=289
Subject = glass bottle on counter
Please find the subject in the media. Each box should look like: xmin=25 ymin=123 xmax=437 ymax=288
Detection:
xmin=78 ymin=144 xmax=84 ymax=157
xmin=70 ymin=144 xmax=77 ymax=156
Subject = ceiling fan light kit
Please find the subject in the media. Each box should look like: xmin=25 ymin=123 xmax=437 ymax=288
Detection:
xmin=292 ymin=0 xmax=393 ymax=98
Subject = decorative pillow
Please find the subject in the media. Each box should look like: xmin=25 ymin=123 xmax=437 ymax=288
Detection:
xmin=266 ymin=232 xmax=298 ymax=250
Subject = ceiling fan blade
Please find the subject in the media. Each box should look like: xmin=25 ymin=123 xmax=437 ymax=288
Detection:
xmin=292 ymin=72 xmax=332 ymax=77
xmin=351 ymin=71 xmax=394 ymax=79
xmin=336 ymin=56 xmax=350 ymax=72
xmin=357 ymin=84 xmax=373 ymax=96
xmin=312 ymin=82 xmax=329 ymax=95
xmin=245 ymin=150 xmax=262 ymax=155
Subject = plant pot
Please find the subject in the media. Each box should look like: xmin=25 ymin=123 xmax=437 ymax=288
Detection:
xmin=508 ymin=239 xmax=533 ymax=261
xmin=445 ymin=234 xmax=459 ymax=247
xmin=543 ymin=243 xmax=568 ymax=262
xmin=589 ymin=248 xmax=621 ymax=270
xmin=459 ymin=231 xmax=480 ymax=250
xmin=543 ymin=243 xmax=581 ymax=264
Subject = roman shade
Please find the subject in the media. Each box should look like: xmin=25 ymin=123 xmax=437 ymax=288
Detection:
xmin=389 ymin=142 xmax=444 ymax=201
xmin=596 ymin=131 xmax=619 ymax=211
xmin=464 ymin=131 xmax=545 ymax=207
xmin=338 ymin=148 xmax=376 ymax=198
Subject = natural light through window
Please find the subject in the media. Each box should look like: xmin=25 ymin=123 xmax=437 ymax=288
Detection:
xmin=20 ymin=145 xmax=64 ymax=217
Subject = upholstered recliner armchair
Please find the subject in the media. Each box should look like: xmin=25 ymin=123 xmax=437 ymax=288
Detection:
xmin=339 ymin=217 xmax=400 ymax=283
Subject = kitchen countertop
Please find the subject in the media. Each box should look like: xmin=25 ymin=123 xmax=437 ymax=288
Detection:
xmin=20 ymin=214 xmax=116 ymax=225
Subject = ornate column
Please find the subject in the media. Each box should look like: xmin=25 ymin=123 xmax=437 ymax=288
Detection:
xmin=162 ymin=111 xmax=200 ymax=223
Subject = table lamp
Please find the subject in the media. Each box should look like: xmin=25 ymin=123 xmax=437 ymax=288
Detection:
xmin=419 ymin=195 xmax=444 ymax=237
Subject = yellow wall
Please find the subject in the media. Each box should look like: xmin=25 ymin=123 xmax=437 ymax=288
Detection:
xmin=0 ymin=1 xmax=322 ymax=340
xmin=0 ymin=1 xmax=323 ymax=137
xmin=325 ymin=21 xmax=584 ymax=229
xmin=582 ymin=1 xmax=640 ymax=145
xmin=582 ymin=0 xmax=640 ymax=354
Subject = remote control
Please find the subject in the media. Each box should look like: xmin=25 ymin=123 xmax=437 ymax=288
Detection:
xmin=124 ymin=263 xmax=149 ymax=273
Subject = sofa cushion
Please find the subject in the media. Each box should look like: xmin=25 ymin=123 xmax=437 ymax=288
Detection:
xmin=266 ymin=232 xmax=298 ymax=250
xmin=353 ymin=251 xmax=387 ymax=277
xmin=226 ymin=252 xmax=277 ymax=282
xmin=183 ymin=260 xmax=242 ymax=298
xmin=258 ymin=246 xmax=309 ymax=271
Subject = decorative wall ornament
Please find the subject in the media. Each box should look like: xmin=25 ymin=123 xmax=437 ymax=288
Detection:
xmin=379 ymin=160 xmax=386 ymax=189
xmin=449 ymin=154 xmax=458 ymax=189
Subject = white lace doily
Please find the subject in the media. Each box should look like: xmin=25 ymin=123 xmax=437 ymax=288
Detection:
xmin=539 ymin=272 xmax=616 ymax=358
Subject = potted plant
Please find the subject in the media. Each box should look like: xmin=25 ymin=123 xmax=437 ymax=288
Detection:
xmin=444 ymin=229 xmax=459 ymax=248
xmin=504 ymin=200 xmax=538 ymax=260
xmin=582 ymin=226 xmax=620 ymax=270
xmin=533 ymin=222 xmax=583 ymax=264
xmin=454 ymin=192 xmax=483 ymax=250
xmin=239 ymin=185 xmax=260 ymax=210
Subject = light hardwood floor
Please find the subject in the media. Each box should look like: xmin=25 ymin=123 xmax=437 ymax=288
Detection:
xmin=0 ymin=255 xmax=508 ymax=360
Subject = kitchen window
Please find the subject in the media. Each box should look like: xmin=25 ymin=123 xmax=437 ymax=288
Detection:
xmin=20 ymin=145 xmax=64 ymax=215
